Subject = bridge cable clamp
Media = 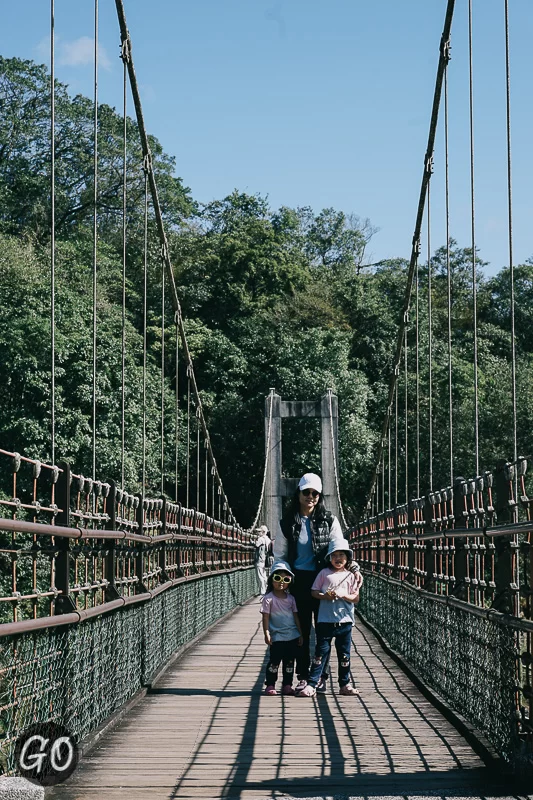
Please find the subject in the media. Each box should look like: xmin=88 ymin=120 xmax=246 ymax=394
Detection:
xmin=440 ymin=36 xmax=451 ymax=63
xmin=120 ymin=37 xmax=131 ymax=64
xmin=142 ymin=152 xmax=153 ymax=176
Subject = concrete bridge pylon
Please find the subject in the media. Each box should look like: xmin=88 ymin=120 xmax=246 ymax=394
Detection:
xmin=263 ymin=389 xmax=340 ymax=541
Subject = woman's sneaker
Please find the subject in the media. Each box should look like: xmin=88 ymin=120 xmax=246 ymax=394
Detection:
xmin=294 ymin=679 xmax=307 ymax=694
xmin=282 ymin=684 xmax=295 ymax=696
xmin=316 ymin=676 xmax=327 ymax=694
xmin=339 ymin=684 xmax=359 ymax=696
xmin=264 ymin=685 xmax=277 ymax=696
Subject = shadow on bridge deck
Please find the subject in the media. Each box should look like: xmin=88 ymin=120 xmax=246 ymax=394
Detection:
xmin=52 ymin=601 xmax=526 ymax=800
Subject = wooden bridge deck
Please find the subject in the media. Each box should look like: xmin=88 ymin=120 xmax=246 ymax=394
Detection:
xmin=53 ymin=599 xmax=522 ymax=800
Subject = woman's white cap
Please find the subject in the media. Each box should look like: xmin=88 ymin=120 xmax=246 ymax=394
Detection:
xmin=326 ymin=538 xmax=353 ymax=561
xmin=270 ymin=560 xmax=294 ymax=577
xmin=298 ymin=473 xmax=322 ymax=494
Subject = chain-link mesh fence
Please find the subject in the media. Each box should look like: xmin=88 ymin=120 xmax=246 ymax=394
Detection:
xmin=358 ymin=572 xmax=522 ymax=765
xmin=0 ymin=566 xmax=255 ymax=775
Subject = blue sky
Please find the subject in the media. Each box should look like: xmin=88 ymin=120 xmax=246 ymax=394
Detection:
xmin=2 ymin=0 xmax=533 ymax=276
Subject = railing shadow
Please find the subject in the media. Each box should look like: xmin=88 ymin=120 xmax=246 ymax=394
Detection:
xmin=163 ymin=617 xmax=519 ymax=800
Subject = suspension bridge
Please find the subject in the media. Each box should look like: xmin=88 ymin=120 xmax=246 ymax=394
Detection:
xmin=1 ymin=1 xmax=533 ymax=798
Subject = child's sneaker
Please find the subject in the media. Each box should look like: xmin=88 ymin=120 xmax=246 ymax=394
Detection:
xmin=316 ymin=676 xmax=327 ymax=694
xmin=297 ymin=684 xmax=316 ymax=697
xmin=294 ymin=679 xmax=307 ymax=693
xmin=282 ymin=684 xmax=295 ymax=696
xmin=339 ymin=684 xmax=359 ymax=696
xmin=264 ymin=685 xmax=277 ymax=696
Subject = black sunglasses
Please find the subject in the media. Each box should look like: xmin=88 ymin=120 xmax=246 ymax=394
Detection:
xmin=301 ymin=489 xmax=319 ymax=498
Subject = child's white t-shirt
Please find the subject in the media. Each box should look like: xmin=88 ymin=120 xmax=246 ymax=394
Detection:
xmin=311 ymin=568 xmax=359 ymax=625
xmin=260 ymin=592 xmax=299 ymax=642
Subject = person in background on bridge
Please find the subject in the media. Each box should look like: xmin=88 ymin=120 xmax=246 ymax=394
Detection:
xmin=254 ymin=525 xmax=272 ymax=597
xmin=273 ymin=472 xmax=352 ymax=694
xmin=261 ymin=560 xmax=303 ymax=695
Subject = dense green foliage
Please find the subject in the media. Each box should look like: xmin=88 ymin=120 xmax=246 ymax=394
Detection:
xmin=1 ymin=56 xmax=532 ymax=525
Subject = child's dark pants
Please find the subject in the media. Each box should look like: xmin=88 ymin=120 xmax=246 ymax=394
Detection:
xmin=265 ymin=638 xmax=300 ymax=686
xmin=308 ymin=622 xmax=353 ymax=688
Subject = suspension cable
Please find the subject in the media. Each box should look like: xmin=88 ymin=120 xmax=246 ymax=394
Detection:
xmin=161 ymin=262 xmax=165 ymax=495
xmin=504 ymin=0 xmax=519 ymax=616
xmin=204 ymin=441 xmax=208 ymax=513
xmin=50 ymin=0 xmax=56 ymax=466
xmin=416 ymin=256 xmax=420 ymax=497
xmin=175 ymin=312 xmax=179 ymax=502
xmin=328 ymin=390 xmax=348 ymax=529
xmin=248 ymin=389 xmax=274 ymax=532
xmin=468 ymin=0 xmax=480 ymax=477
xmin=92 ymin=0 xmax=99 ymax=483
xmin=381 ymin=450 xmax=385 ymax=514
xmin=92 ymin=0 xmax=99 ymax=485
xmin=365 ymin=0 xmax=456 ymax=507
xmin=387 ymin=424 xmax=391 ymax=508
xmin=427 ymin=172 xmax=434 ymax=492
xmin=114 ymin=0 xmax=237 ymax=523
xmin=141 ymin=165 xmax=148 ymax=494
xmin=504 ymin=0 xmax=517 ymax=467
xmin=394 ymin=380 xmax=398 ymax=505
xmin=120 ymin=26 xmax=128 ymax=489
xmin=444 ymin=43 xmax=454 ymax=488
xmin=196 ymin=407 xmax=200 ymax=511
xmin=186 ymin=368 xmax=191 ymax=508
xmin=404 ymin=324 xmax=408 ymax=500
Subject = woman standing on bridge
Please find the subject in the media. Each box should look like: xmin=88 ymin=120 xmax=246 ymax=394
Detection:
xmin=273 ymin=472 xmax=354 ymax=694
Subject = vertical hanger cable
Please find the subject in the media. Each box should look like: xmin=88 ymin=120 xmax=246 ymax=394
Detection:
xmin=50 ymin=0 xmax=56 ymax=466
xmin=92 ymin=0 xmax=99 ymax=483
xmin=468 ymin=0 xmax=480 ymax=477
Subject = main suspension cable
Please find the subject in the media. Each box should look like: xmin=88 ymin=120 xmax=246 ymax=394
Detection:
xmin=115 ymin=0 xmax=237 ymax=523
xmin=365 ymin=0 xmax=456 ymax=508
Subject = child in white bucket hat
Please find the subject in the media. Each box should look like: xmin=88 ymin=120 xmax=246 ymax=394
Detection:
xmin=297 ymin=538 xmax=362 ymax=697
xmin=260 ymin=560 xmax=303 ymax=695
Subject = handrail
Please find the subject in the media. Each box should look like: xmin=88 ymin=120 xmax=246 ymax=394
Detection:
xmin=0 ymin=566 xmax=250 ymax=638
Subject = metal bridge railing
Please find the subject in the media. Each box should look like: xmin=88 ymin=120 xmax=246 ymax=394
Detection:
xmin=350 ymin=455 xmax=533 ymax=773
xmin=0 ymin=448 xmax=253 ymax=623
xmin=0 ymin=447 xmax=257 ymax=777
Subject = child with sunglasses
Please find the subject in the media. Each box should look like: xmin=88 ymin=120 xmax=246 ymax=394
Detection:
xmin=260 ymin=560 xmax=303 ymax=696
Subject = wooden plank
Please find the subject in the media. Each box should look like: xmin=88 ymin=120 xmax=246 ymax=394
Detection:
xmin=53 ymin=601 xmax=502 ymax=800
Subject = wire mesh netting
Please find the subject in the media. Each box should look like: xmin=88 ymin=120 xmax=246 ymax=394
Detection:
xmin=0 ymin=567 xmax=256 ymax=776
xmin=358 ymin=572 xmax=521 ymax=765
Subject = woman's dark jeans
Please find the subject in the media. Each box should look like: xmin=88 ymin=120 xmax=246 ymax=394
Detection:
xmin=291 ymin=569 xmax=330 ymax=681
xmin=265 ymin=637 xmax=300 ymax=686
xmin=307 ymin=621 xmax=353 ymax=688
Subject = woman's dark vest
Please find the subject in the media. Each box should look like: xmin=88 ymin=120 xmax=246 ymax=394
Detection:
xmin=279 ymin=511 xmax=335 ymax=571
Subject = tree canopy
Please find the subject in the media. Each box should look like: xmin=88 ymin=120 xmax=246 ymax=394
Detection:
xmin=1 ymin=56 xmax=532 ymax=524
